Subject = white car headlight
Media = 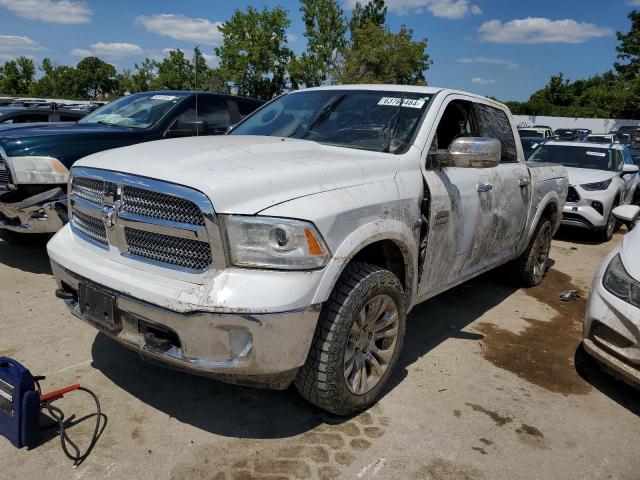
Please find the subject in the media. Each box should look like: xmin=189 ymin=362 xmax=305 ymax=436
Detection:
xmin=6 ymin=156 xmax=69 ymax=184
xmin=603 ymin=253 xmax=640 ymax=308
xmin=223 ymin=215 xmax=330 ymax=270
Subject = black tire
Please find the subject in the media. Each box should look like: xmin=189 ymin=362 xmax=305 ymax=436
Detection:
xmin=0 ymin=229 xmax=50 ymax=245
xmin=294 ymin=262 xmax=406 ymax=416
xmin=600 ymin=206 xmax=617 ymax=242
xmin=512 ymin=217 xmax=553 ymax=287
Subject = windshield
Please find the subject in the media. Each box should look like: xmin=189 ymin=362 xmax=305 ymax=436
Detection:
xmin=521 ymin=138 xmax=541 ymax=157
xmin=230 ymin=89 xmax=433 ymax=154
xmin=519 ymin=129 xmax=543 ymax=138
xmin=80 ymin=93 xmax=187 ymax=129
xmin=585 ymin=135 xmax=610 ymax=143
xmin=529 ymin=145 xmax=618 ymax=171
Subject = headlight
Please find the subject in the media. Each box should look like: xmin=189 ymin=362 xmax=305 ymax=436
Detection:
xmin=603 ymin=253 xmax=640 ymax=308
xmin=6 ymin=156 xmax=69 ymax=184
xmin=580 ymin=178 xmax=612 ymax=191
xmin=223 ymin=215 xmax=330 ymax=270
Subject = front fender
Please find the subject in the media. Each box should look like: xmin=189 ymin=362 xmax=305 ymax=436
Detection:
xmin=311 ymin=219 xmax=418 ymax=306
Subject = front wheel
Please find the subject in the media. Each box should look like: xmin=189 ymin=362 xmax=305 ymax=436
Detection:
xmin=599 ymin=206 xmax=617 ymax=242
xmin=294 ymin=262 xmax=406 ymax=415
xmin=512 ymin=217 xmax=553 ymax=287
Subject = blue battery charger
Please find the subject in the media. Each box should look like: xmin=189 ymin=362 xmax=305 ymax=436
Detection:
xmin=0 ymin=357 xmax=40 ymax=449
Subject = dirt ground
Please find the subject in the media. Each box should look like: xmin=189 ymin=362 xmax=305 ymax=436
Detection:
xmin=0 ymin=228 xmax=638 ymax=480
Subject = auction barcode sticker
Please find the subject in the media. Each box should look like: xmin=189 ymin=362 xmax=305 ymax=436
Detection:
xmin=586 ymin=151 xmax=606 ymax=157
xmin=378 ymin=97 xmax=425 ymax=109
xmin=150 ymin=95 xmax=178 ymax=101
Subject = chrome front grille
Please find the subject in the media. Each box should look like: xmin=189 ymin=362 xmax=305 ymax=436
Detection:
xmin=69 ymin=168 xmax=219 ymax=274
xmin=72 ymin=177 xmax=104 ymax=206
xmin=72 ymin=209 xmax=108 ymax=246
xmin=121 ymin=185 xmax=205 ymax=226
xmin=125 ymin=227 xmax=212 ymax=271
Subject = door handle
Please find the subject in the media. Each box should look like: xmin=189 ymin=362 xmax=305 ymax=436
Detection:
xmin=519 ymin=177 xmax=531 ymax=187
xmin=477 ymin=183 xmax=493 ymax=192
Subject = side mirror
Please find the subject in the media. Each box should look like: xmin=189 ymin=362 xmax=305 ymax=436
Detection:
xmin=621 ymin=164 xmax=639 ymax=176
xmin=166 ymin=120 xmax=209 ymax=138
xmin=439 ymin=137 xmax=501 ymax=168
xmin=612 ymin=205 xmax=640 ymax=230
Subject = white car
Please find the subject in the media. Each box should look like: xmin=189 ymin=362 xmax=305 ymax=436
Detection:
xmin=518 ymin=126 xmax=552 ymax=139
xmin=585 ymin=133 xmax=620 ymax=144
xmin=528 ymin=141 xmax=639 ymax=241
xmin=583 ymin=204 xmax=640 ymax=387
xmin=46 ymin=86 xmax=568 ymax=414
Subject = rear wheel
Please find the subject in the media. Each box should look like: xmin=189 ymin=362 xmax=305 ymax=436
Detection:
xmin=512 ymin=217 xmax=553 ymax=287
xmin=294 ymin=262 xmax=406 ymax=415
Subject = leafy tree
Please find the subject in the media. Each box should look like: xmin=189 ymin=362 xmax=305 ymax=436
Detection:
xmin=615 ymin=10 xmax=640 ymax=79
xmin=0 ymin=56 xmax=36 ymax=95
xmin=216 ymin=6 xmax=293 ymax=99
xmin=349 ymin=0 xmax=387 ymax=35
xmin=290 ymin=0 xmax=346 ymax=88
xmin=74 ymin=56 xmax=117 ymax=99
xmin=152 ymin=49 xmax=192 ymax=90
xmin=337 ymin=20 xmax=430 ymax=85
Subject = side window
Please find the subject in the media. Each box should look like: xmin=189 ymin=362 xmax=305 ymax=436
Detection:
xmin=59 ymin=114 xmax=80 ymax=122
xmin=13 ymin=113 xmax=49 ymax=123
xmin=474 ymin=104 xmax=518 ymax=163
xmin=429 ymin=100 xmax=478 ymax=153
xmin=237 ymin=100 xmax=260 ymax=117
xmin=170 ymin=98 xmax=230 ymax=136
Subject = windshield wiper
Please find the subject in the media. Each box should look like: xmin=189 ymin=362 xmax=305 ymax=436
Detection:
xmin=300 ymin=94 xmax=346 ymax=139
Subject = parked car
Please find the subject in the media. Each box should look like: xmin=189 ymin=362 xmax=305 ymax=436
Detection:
xmin=48 ymin=85 xmax=568 ymax=415
xmin=613 ymin=126 xmax=640 ymax=148
xmin=554 ymin=129 xmax=577 ymax=141
xmin=518 ymin=126 xmax=552 ymax=139
xmin=0 ymin=91 xmax=264 ymax=243
xmin=583 ymin=204 xmax=640 ymax=388
xmin=576 ymin=128 xmax=592 ymax=142
xmin=0 ymin=104 xmax=93 ymax=125
xmin=528 ymin=141 xmax=639 ymax=241
xmin=520 ymin=136 xmax=545 ymax=159
xmin=586 ymin=133 xmax=620 ymax=144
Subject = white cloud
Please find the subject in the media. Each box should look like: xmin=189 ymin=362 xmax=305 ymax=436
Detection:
xmin=471 ymin=77 xmax=496 ymax=85
xmin=69 ymin=48 xmax=92 ymax=57
xmin=0 ymin=0 xmax=91 ymax=24
xmin=478 ymin=17 xmax=614 ymax=44
xmin=0 ymin=35 xmax=43 ymax=60
xmin=136 ymin=14 xmax=223 ymax=45
xmin=343 ymin=0 xmax=481 ymax=18
xmin=457 ymin=56 xmax=519 ymax=70
xmin=627 ymin=0 xmax=640 ymax=5
xmin=70 ymin=42 xmax=143 ymax=59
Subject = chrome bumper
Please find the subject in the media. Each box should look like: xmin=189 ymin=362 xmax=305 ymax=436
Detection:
xmin=0 ymin=188 xmax=66 ymax=234
xmin=51 ymin=261 xmax=321 ymax=390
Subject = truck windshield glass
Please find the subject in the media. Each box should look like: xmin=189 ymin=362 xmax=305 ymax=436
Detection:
xmin=586 ymin=136 xmax=611 ymax=143
xmin=80 ymin=93 xmax=187 ymax=129
xmin=230 ymin=90 xmax=433 ymax=154
xmin=518 ymin=129 xmax=543 ymax=138
xmin=529 ymin=145 xmax=617 ymax=171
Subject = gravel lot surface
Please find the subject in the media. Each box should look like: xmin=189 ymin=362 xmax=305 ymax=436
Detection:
xmin=0 ymin=230 xmax=638 ymax=480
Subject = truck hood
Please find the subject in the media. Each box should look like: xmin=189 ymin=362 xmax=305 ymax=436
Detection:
xmin=76 ymin=135 xmax=401 ymax=214
xmin=565 ymin=167 xmax=617 ymax=186
xmin=621 ymin=225 xmax=640 ymax=280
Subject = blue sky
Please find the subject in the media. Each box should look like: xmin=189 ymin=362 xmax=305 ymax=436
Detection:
xmin=0 ymin=0 xmax=636 ymax=100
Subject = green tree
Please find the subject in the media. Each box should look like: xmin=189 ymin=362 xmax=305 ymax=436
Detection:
xmin=290 ymin=0 xmax=346 ymax=88
xmin=615 ymin=10 xmax=640 ymax=79
xmin=152 ymin=49 xmax=192 ymax=90
xmin=74 ymin=56 xmax=117 ymax=99
xmin=216 ymin=6 xmax=293 ymax=99
xmin=349 ymin=0 xmax=387 ymax=35
xmin=337 ymin=21 xmax=431 ymax=85
xmin=0 ymin=56 xmax=36 ymax=95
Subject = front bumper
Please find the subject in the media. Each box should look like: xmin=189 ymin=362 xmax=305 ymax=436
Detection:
xmin=51 ymin=260 xmax=321 ymax=389
xmin=0 ymin=187 xmax=66 ymax=234
xmin=583 ymin=265 xmax=640 ymax=387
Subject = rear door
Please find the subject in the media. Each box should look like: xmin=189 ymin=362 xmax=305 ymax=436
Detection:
xmin=473 ymin=102 xmax=530 ymax=263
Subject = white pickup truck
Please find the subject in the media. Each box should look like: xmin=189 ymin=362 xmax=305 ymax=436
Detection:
xmin=47 ymin=85 xmax=568 ymax=415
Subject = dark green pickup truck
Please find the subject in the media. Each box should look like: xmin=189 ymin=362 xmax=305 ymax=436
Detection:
xmin=0 ymin=90 xmax=264 ymax=242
